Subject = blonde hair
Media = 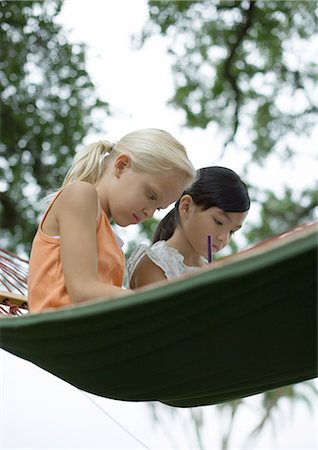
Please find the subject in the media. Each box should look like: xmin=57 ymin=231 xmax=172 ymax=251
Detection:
xmin=61 ymin=128 xmax=195 ymax=189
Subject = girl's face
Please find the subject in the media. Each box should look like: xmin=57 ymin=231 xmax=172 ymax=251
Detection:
xmin=99 ymin=154 xmax=186 ymax=227
xmin=180 ymin=196 xmax=248 ymax=259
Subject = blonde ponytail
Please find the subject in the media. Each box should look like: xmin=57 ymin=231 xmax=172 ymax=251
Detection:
xmin=62 ymin=140 xmax=114 ymax=187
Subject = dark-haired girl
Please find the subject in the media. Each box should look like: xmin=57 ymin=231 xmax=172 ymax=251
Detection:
xmin=127 ymin=166 xmax=250 ymax=289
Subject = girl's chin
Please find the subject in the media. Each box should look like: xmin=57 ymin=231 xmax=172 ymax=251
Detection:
xmin=118 ymin=221 xmax=130 ymax=228
xmin=120 ymin=219 xmax=138 ymax=227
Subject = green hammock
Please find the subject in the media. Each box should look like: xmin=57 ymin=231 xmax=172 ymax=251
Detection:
xmin=0 ymin=224 xmax=317 ymax=408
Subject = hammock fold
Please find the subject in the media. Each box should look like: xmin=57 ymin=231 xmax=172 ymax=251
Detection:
xmin=0 ymin=224 xmax=317 ymax=407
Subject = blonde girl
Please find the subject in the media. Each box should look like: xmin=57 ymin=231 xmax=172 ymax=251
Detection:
xmin=28 ymin=129 xmax=195 ymax=312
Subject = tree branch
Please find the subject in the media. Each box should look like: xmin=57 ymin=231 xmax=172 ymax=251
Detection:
xmin=223 ymin=0 xmax=257 ymax=148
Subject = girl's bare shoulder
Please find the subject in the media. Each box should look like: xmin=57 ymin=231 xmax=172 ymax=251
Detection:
xmin=61 ymin=181 xmax=97 ymax=201
xmin=55 ymin=182 xmax=99 ymax=219
xmin=56 ymin=181 xmax=97 ymax=207
xmin=132 ymin=253 xmax=166 ymax=288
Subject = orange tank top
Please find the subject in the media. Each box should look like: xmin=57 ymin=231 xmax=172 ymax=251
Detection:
xmin=27 ymin=190 xmax=125 ymax=313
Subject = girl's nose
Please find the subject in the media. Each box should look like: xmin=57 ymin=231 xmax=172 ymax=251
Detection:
xmin=143 ymin=207 xmax=156 ymax=219
xmin=218 ymin=231 xmax=230 ymax=246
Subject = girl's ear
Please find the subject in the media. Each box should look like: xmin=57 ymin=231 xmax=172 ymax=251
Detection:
xmin=178 ymin=194 xmax=194 ymax=217
xmin=114 ymin=154 xmax=131 ymax=177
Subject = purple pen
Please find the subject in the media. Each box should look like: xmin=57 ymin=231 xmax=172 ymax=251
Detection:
xmin=207 ymin=235 xmax=213 ymax=263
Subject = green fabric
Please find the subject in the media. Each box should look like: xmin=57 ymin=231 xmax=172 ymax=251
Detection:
xmin=0 ymin=227 xmax=317 ymax=407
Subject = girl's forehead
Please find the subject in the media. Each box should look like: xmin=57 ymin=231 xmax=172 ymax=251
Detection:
xmin=148 ymin=170 xmax=183 ymax=186
xmin=149 ymin=172 xmax=186 ymax=205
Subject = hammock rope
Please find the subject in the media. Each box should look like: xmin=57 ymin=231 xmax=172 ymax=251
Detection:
xmin=0 ymin=248 xmax=28 ymax=296
xmin=0 ymin=248 xmax=29 ymax=316
xmin=81 ymin=391 xmax=151 ymax=449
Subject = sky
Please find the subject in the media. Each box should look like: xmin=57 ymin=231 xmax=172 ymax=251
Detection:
xmin=1 ymin=0 xmax=317 ymax=449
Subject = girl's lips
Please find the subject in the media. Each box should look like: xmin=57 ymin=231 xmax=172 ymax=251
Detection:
xmin=132 ymin=214 xmax=141 ymax=224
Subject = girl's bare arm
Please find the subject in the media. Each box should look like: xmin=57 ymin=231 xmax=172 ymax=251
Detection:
xmin=130 ymin=254 xmax=167 ymax=289
xmin=56 ymin=182 xmax=130 ymax=304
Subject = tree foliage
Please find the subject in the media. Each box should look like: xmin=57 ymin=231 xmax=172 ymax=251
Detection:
xmin=135 ymin=0 xmax=317 ymax=243
xmin=0 ymin=0 xmax=108 ymax=253
xmin=139 ymin=0 xmax=317 ymax=159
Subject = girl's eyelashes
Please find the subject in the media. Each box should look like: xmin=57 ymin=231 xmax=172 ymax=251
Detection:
xmin=214 ymin=218 xmax=223 ymax=226
xmin=147 ymin=189 xmax=162 ymax=210
xmin=148 ymin=191 xmax=157 ymax=201
xmin=213 ymin=214 xmax=241 ymax=237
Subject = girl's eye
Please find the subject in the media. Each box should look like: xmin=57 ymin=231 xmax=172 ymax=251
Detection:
xmin=214 ymin=218 xmax=223 ymax=226
xmin=148 ymin=191 xmax=156 ymax=201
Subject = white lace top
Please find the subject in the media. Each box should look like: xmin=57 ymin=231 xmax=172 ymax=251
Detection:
xmin=127 ymin=240 xmax=202 ymax=286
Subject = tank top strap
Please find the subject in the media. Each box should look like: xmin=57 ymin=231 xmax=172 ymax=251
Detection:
xmin=39 ymin=189 xmax=65 ymax=232
xmin=96 ymin=198 xmax=102 ymax=226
